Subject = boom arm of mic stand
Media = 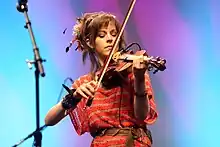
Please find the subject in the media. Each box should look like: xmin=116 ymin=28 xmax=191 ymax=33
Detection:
xmin=11 ymin=125 xmax=47 ymax=147
xmin=16 ymin=1 xmax=46 ymax=77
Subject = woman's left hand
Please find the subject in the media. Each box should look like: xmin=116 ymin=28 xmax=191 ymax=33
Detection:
xmin=132 ymin=55 xmax=147 ymax=81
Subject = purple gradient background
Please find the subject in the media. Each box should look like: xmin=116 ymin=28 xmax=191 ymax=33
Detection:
xmin=0 ymin=0 xmax=220 ymax=147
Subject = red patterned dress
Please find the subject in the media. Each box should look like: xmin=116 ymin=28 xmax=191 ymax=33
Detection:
xmin=67 ymin=72 xmax=158 ymax=147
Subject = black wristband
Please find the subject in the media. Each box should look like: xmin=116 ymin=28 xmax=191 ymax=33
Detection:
xmin=61 ymin=89 xmax=81 ymax=110
xmin=134 ymin=92 xmax=147 ymax=97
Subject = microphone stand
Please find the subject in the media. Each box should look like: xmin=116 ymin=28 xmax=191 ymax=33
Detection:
xmin=12 ymin=125 xmax=47 ymax=147
xmin=14 ymin=0 xmax=46 ymax=147
xmin=11 ymin=77 xmax=74 ymax=147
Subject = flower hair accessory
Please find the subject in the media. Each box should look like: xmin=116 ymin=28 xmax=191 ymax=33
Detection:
xmin=68 ymin=18 xmax=84 ymax=52
xmin=72 ymin=18 xmax=83 ymax=39
xmin=65 ymin=17 xmax=85 ymax=53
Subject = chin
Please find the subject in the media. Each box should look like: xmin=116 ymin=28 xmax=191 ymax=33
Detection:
xmin=103 ymin=50 xmax=111 ymax=55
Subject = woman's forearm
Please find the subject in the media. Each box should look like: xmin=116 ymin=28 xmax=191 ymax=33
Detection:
xmin=133 ymin=78 xmax=149 ymax=121
xmin=44 ymin=102 xmax=68 ymax=126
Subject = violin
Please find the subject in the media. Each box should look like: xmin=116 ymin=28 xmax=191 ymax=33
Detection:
xmin=100 ymin=49 xmax=166 ymax=89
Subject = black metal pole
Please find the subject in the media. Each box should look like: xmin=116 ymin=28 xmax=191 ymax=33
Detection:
xmin=15 ymin=1 xmax=45 ymax=147
xmin=33 ymin=68 xmax=42 ymax=147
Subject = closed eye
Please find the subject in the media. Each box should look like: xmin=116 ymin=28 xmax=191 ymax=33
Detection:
xmin=98 ymin=34 xmax=105 ymax=38
xmin=111 ymin=30 xmax=117 ymax=37
xmin=97 ymin=31 xmax=106 ymax=38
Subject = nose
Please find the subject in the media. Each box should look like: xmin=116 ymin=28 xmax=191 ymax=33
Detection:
xmin=106 ymin=34 xmax=113 ymax=43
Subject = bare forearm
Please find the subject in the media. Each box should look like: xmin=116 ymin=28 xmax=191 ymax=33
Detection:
xmin=134 ymin=78 xmax=149 ymax=121
xmin=44 ymin=102 xmax=68 ymax=126
xmin=45 ymin=90 xmax=81 ymax=126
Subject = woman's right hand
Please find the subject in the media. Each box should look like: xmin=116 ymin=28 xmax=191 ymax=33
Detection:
xmin=73 ymin=80 xmax=97 ymax=99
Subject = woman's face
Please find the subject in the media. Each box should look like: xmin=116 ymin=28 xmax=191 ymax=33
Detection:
xmin=94 ymin=21 xmax=119 ymax=60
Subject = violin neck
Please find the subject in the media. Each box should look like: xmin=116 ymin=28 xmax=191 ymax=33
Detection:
xmin=118 ymin=54 xmax=149 ymax=63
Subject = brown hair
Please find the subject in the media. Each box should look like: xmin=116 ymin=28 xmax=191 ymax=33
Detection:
xmin=72 ymin=11 xmax=126 ymax=76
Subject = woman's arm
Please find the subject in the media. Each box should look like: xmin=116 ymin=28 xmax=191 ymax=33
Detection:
xmin=45 ymin=80 xmax=97 ymax=126
xmin=133 ymin=74 xmax=150 ymax=121
xmin=132 ymin=54 xmax=152 ymax=121
xmin=44 ymin=101 xmax=70 ymax=126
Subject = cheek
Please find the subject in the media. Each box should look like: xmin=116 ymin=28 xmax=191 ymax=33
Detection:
xmin=95 ymin=39 xmax=104 ymax=50
xmin=95 ymin=40 xmax=99 ymax=48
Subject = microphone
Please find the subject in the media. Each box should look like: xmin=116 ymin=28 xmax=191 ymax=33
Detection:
xmin=18 ymin=0 xmax=28 ymax=4
xmin=16 ymin=0 xmax=28 ymax=12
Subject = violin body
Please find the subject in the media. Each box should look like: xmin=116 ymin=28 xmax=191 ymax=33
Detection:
xmin=101 ymin=65 xmax=129 ymax=89
xmin=99 ymin=49 xmax=166 ymax=89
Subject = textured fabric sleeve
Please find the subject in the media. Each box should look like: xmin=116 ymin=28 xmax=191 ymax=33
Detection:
xmin=144 ymin=72 xmax=158 ymax=125
xmin=67 ymin=75 xmax=91 ymax=135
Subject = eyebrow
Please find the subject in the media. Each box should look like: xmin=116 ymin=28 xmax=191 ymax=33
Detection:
xmin=98 ymin=30 xmax=106 ymax=33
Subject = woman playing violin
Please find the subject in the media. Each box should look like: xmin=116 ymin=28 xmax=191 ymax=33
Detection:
xmin=45 ymin=11 xmax=158 ymax=147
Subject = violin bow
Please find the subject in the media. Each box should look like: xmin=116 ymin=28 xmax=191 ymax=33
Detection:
xmin=86 ymin=0 xmax=136 ymax=106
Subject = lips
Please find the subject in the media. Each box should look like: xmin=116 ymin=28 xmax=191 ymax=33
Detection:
xmin=105 ymin=46 xmax=113 ymax=49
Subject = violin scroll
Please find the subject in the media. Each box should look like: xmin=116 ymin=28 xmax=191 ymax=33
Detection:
xmin=147 ymin=56 xmax=166 ymax=74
